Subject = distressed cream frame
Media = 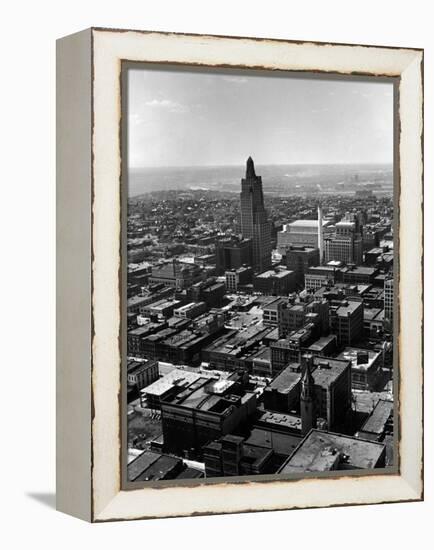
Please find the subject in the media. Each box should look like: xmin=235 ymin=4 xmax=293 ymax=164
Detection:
xmin=56 ymin=28 xmax=423 ymax=522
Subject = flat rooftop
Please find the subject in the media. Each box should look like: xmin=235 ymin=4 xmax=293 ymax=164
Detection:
xmin=342 ymin=266 xmax=378 ymax=276
xmin=141 ymin=368 xmax=202 ymax=398
xmin=334 ymin=300 xmax=363 ymax=316
xmin=287 ymin=220 xmax=330 ymax=229
xmin=257 ymin=410 xmax=302 ymax=431
xmin=307 ymin=334 xmax=337 ymax=352
xmin=337 ymin=347 xmax=380 ymax=371
xmin=360 ymin=399 xmax=393 ymax=436
xmin=246 ymin=427 xmax=302 ymax=456
xmin=263 ymin=297 xmax=288 ymax=311
xmin=311 ymin=358 xmax=349 ymax=388
xmin=127 ymin=450 xmax=161 ymax=481
xmin=269 ymin=367 xmax=301 ymax=393
xmin=256 ymin=269 xmax=293 ymax=279
xmin=279 ymin=429 xmax=386 ymax=473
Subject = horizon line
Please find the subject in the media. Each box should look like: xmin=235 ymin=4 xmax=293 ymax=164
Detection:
xmin=129 ymin=161 xmax=393 ymax=170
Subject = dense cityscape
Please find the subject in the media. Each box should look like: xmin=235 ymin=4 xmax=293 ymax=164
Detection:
xmin=126 ymin=157 xmax=394 ymax=483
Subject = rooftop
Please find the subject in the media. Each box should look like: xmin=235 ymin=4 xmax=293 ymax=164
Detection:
xmin=287 ymin=220 xmax=330 ymax=229
xmin=256 ymin=269 xmax=293 ymax=280
xmin=256 ymin=410 xmax=302 ymax=431
xmin=359 ymin=399 xmax=393 ymax=436
xmin=307 ymin=334 xmax=337 ymax=352
xmin=311 ymin=356 xmax=350 ymax=388
xmin=245 ymin=428 xmax=302 ymax=456
xmin=279 ymin=429 xmax=386 ymax=473
xmin=337 ymin=347 xmax=381 ymax=371
xmin=334 ymin=300 xmax=363 ymax=316
xmin=141 ymin=368 xmax=203 ymax=398
xmin=127 ymin=451 xmax=161 ymax=481
xmin=268 ymin=366 xmax=301 ymax=393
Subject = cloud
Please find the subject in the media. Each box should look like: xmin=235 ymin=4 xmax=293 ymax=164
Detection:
xmin=144 ymin=99 xmax=188 ymax=113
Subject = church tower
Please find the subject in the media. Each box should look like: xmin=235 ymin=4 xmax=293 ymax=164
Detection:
xmin=240 ymin=157 xmax=272 ymax=272
xmin=300 ymin=354 xmax=316 ymax=436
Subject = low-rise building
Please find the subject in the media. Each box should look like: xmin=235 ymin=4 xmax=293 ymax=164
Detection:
xmin=356 ymin=399 xmax=393 ymax=442
xmin=173 ymin=301 xmax=207 ymax=320
xmin=127 ymin=359 xmax=159 ymax=390
xmin=278 ymin=429 xmax=386 ymax=473
xmin=160 ymin=373 xmax=257 ymax=457
xmin=338 ymin=346 xmax=383 ymax=390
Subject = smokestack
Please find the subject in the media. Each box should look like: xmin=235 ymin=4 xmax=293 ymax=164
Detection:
xmin=318 ymin=203 xmax=324 ymax=265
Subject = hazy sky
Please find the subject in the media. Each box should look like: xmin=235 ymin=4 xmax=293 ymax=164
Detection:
xmin=127 ymin=67 xmax=394 ymax=168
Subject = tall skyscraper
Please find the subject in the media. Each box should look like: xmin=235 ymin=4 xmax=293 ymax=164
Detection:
xmin=240 ymin=157 xmax=272 ymax=272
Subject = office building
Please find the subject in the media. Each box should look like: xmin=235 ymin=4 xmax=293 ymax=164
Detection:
xmin=277 ymin=219 xmax=331 ymax=252
xmin=215 ymin=236 xmax=253 ymax=274
xmin=253 ymin=268 xmax=296 ymax=296
xmin=225 ymin=266 xmax=253 ymax=292
xmin=324 ymin=219 xmax=363 ymax=265
xmin=240 ymin=157 xmax=272 ymax=272
xmin=329 ymin=299 xmax=364 ymax=346
xmin=285 ymin=245 xmax=320 ymax=286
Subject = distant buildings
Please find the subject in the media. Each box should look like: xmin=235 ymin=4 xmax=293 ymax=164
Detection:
xmin=149 ymin=259 xmax=203 ymax=290
xmin=240 ymin=157 xmax=272 ymax=272
xmin=126 ymin=175 xmax=395 ymax=480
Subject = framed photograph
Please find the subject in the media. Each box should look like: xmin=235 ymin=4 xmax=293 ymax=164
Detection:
xmin=56 ymin=28 xmax=423 ymax=522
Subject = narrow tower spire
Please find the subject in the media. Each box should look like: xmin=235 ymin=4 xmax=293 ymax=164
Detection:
xmin=317 ymin=202 xmax=324 ymax=265
xmin=246 ymin=156 xmax=256 ymax=179
xmin=300 ymin=354 xmax=316 ymax=435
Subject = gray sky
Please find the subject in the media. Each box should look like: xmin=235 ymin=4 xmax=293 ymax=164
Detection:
xmin=127 ymin=67 xmax=393 ymax=168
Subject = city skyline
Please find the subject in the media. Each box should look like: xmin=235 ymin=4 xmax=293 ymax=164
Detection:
xmin=128 ymin=67 xmax=394 ymax=168
xmin=125 ymin=66 xmax=395 ymax=484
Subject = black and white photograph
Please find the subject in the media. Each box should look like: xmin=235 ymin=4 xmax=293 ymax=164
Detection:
xmin=124 ymin=65 xmax=396 ymax=483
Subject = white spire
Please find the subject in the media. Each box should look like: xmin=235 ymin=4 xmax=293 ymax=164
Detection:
xmin=318 ymin=203 xmax=324 ymax=265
